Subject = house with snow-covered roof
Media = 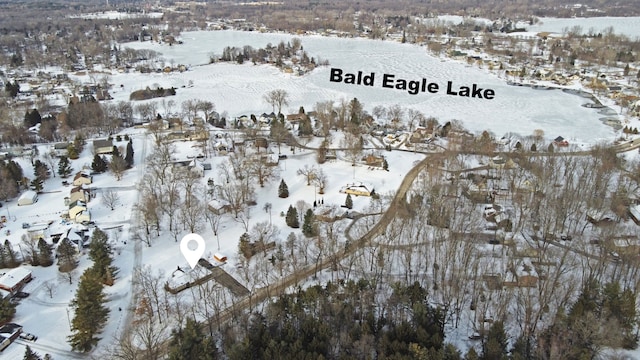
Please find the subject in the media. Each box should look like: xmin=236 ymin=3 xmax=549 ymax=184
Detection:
xmin=340 ymin=183 xmax=375 ymax=197
xmin=68 ymin=200 xmax=87 ymax=221
xmin=0 ymin=267 xmax=32 ymax=294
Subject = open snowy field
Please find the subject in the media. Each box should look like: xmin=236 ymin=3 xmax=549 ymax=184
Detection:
xmin=110 ymin=30 xmax=625 ymax=145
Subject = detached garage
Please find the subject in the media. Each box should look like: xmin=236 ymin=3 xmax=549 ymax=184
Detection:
xmin=17 ymin=190 xmax=38 ymax=206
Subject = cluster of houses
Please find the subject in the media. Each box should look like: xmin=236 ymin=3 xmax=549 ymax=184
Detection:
xmin=63 ymin=172 xmax=93 ymax=224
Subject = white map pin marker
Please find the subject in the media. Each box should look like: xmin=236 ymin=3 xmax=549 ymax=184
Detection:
xmin=180 ymin=233 xmax=206 ymax=269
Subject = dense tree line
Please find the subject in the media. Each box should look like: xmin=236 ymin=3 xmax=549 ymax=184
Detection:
xmin=220 ymin=281 xmax=449 ymax=360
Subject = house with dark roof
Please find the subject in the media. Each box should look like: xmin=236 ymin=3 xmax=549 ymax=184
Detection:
xmin=554 ymin=136 xmax=569 ymax=147
xmin=93 ymin=139 xmax=114 ymax=154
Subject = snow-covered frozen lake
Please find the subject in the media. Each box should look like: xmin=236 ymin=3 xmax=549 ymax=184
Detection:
xmin=114 ymin=30 xmax=625 ymax=144
xmin=526 ymin=16 xmax=640 ymax=38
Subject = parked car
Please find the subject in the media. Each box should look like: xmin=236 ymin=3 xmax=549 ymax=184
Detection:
xmin=22 ymin=222 xmax=30 ymax=229
xmin=278 ymin=154 xmax=288 ymax=160
xmin=19 ymin=332 xmax=37 ymax=341
xmin=81 ymin=220 xmax=96 ymax=227
xmin=14 ymin=291 xmax=29 ymax=299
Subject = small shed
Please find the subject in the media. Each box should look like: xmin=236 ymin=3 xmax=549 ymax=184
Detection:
xmin=17 ymin=191 xmax=38 ymax=206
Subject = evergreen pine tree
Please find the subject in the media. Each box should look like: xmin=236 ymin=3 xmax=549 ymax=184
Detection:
xmin=3 ymin=239 xmax=19 ymax=267
xmin=0 ymin=243 xmax=6 ymax=268
xmin=285 ymin=205 xmax=299 ymax=228
xmin=481 ymin=321 xmax=508 ymax=360
xmin=278 ymin=179 xmax=289 ymax=198
xmin=0 ymin=296 xmax=17 ymax=323
xmin=58 ymin=156 xmax=73 ymax=178
xmin=67 ymin=143 xmax=79 ymax=160
xmin=23 ymin=345 xmax=42 ymax=360
xmin=168 ymin=317 xmax=218 ymax=360
xmin=91 ymin=154 xmax=107 ymax=173
xmin=89 ymin=228 xmax=118 ymax=286
xmin=57 ymin=238 xmax=78 ymax=272
xmin=302 ymin=209 xmax=317 ymax=237
xmin=33 ymin=160 xmax=50 ymax=181
xmin=73 ymin=134 xmax=85 ymax=153
xmin=298 ymin=117 xmax=313 ymax=136
xmin=24 ymin=109 xmax=42 ymax=128
xmin=30 ymin=177 xmax=44 ymax=193
xmin=345 ymin=194 xmax=353 ymax=209
xmin=125 ymin=140 xmax=134 ymax=168
xmin=68 ymin=270 xmax=110 ymax=352
xmin=465 ymin=347 xmax=479 ymax=360
xmin=112 ymin=146 xmax=121 ymax=158
xmin=382 ymin=158 xmax=389 ymax=171
xmin=37 ymin=238 xmax=54 ymax=267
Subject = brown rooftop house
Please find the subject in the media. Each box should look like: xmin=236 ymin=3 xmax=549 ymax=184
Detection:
xmin=286 ymin=113 xmax=307 ymax=123
xmin=73 ymin=172 xmax=93 ymax=186
xmin=364 ymin=154 xmax=384 ymax=167
xmin=70 ymin=186 xmax=90 ymax=203
xmin=93 ymin=139 xmax=114 ymax=154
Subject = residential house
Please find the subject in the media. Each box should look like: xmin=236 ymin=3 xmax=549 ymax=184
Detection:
xmin=410 ymin=127 xmax=432 ymax=143
xmin=489 ymin=155 xmax=515 ymax=169
xmin=17 ymin=190 xmax=38 ymax=206
xmin=69 ymin=186 xmax=90 ymax=203
xmin=364 ymin=154 xmax=385 ymax=167
xmin=75 ymin=210 xmax=91 ymax=224
xmin=612 ymin=236 xmax=640 ymax=256
xmin=72 ymin=171 xmax=93 ymax=186
xmin=0 ymin=323 xmax=22 ymax=351
xmin=208 ymin=199 xmax=232 ymax=215
xmin=53 ymin=142 xmax=71 ymax=157
xmin=341 ymin=183 xmax=375 ymax=197
xmin=68 ymin=200 xmax=88 ymax=221
xmin=553 ymin=136 xmax=569 ymax=147
xmin=62 ymin=228 xmax=88 ymax=251
xmin=286 ymin=113 xmax=307 ymax=124
xmin=93 ymin=139 xmax=114 ymax=155
xmin=0 ymin=267 xmax=32 ymax=294
xmin=586 ymin=209 xmax=617 ymax=226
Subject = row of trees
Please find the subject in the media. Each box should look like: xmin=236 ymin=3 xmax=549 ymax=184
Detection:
xmin=68 ymin=228 xmax=118 ymax=352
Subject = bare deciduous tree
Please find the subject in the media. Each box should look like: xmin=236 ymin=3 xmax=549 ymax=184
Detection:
xmin=102 ymin=189 xmax=120 ymax=211
xmin=297 ymin=164 xmax=317 ymax=185
xmin=263 ymin=89 xmax=289 ymax=115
